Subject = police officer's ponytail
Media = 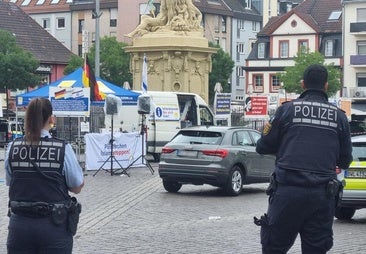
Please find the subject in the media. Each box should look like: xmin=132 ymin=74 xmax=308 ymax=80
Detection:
xmin=25 ymin=98 xmax=53 ymax=145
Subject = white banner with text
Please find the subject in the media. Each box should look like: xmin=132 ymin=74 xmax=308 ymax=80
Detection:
xmin=85 ymin=132 xmax=143 ymax=170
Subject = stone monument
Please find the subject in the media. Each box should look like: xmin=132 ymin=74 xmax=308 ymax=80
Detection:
xmin=124 ymin=0 xmax=217 ymax=103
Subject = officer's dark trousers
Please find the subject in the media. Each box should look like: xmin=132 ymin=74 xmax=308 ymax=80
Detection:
xmin=7 ymin=214 xmax=73 ymax=254
xmin=261 ymin=184 xmax=335 ymax=254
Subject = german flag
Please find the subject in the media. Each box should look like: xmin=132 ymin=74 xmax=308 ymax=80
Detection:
xmin=82 ymin=55 xmax=103 ymax=101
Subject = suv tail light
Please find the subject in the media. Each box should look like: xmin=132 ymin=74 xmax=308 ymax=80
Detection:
xmin=7 ymin=132 xmax=12 ymax=141
xmin=162 ymin=147 xmax=175 ymax=154
xmin=202 ymin=149 xmax=229 ymax=158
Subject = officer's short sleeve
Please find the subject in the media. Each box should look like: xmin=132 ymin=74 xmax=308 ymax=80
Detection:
xmin=63 ymin=143 xmax=84 ymax=188
xmin=337 ymin=113 xmax=353 ymax=169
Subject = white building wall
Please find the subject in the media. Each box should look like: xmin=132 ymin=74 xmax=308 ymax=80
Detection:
xmin=271 ymin=14 xmax=316 ymax=58
xmin=343 ymin=1 xmax=366 ymax=95
xmin=31 ymin=12 xmax=72 ymax=50
xmin=231 ymin=17 xmax=260 ymax=101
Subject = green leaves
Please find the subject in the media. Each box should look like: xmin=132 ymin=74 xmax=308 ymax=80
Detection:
xmin=279 ymin=51 xmax=341 ymax=97
xmin=0 ymin=29 xmax=40 ymax=90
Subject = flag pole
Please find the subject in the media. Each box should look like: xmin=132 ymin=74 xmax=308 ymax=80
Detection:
xmin=142 ymin=54 xmax=148 ymax=94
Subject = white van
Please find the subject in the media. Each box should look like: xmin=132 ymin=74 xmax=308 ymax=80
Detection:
xmin=105 ymin=91 xmax=215 ymax=161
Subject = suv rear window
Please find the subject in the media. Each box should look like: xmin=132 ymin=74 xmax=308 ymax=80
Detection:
xmin=171 ymin=131 xmax=223 ymax=145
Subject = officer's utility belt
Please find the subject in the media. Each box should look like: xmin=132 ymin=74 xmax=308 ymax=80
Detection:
xmin=9 ymin=201 xmax=66 ymax=218
xmin=9 ymin=198 xmax=82 ymax=235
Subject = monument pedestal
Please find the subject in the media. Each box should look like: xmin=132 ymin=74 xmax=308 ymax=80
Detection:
xmin=125 ymin=32 xmax=217 ymax=103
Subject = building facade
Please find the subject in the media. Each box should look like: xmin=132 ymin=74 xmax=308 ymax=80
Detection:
xmin=342 ymin=0 xmax=366 ymax=98
xmin=245 ymin=0 xmax=342 ymax=105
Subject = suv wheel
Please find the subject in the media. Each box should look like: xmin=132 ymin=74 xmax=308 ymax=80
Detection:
xmin=163 ymin=180 xmax=182 ymax=193
xmin=334 ymin=207 xmax=356 ymax=220
xmin=224 ymin=165 xmax=243 ymax=196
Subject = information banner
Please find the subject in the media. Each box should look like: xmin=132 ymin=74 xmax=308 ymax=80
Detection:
xmin=215 ymin=93 xmax=231 ymax=119
xmin=85 ymin=132 xmax=143 ymax=170
xmin=49 ymin=87 xmax=90 ymax=116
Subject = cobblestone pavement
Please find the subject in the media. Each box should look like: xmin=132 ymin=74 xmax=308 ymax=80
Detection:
xmin=0 ymin=152 xmax=365 ymax=253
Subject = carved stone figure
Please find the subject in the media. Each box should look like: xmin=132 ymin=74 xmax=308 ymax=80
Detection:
xmin=126 ymin=0 xmax=203 ymax=38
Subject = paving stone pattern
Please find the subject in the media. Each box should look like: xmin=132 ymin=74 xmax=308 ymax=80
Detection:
xmin=0 ymin=151 xmax=365 ymax=253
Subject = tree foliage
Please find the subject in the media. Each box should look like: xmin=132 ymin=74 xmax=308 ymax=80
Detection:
xmin=279 ymin=50 xmax=341 ymax=97
xmin=65 ymin=36 xmax=132 ymax=86
xmin=208 ymin=42 xmax=235 ymax=105
xmin=0 ymin=29 xmax=40 ymax=90
xmin=63 ymin=55 xmax=83 ymax=75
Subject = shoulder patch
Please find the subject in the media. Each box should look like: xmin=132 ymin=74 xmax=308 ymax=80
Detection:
xmin=263 ymin=122 xmax=272 ymax=135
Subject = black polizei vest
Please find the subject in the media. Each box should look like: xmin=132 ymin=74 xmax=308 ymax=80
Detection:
xmin=8 ymin=137 xmax=69 ymax=203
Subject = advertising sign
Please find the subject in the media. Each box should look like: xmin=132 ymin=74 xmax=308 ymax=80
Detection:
xmin=244 ymin=96 xmax=268 ymax=118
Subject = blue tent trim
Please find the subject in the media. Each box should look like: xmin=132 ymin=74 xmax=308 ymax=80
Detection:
xmin=16 ymin=68 xmax=140 ymax=107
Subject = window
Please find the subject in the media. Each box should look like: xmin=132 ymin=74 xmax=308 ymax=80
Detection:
xmin=42 ymin=18 xmax=50 ymax=29
xmin=214 ymin=37 xmax=219 ymax=45
xmin=357 ymin=8 xmax=366 ymax=22
xmin=252 ymin=21 xmax=258 ymax=31
xmin=324 ymin=40 xmax=334 ymax=57
xmin=78 ymin=19 xmax=84 ymax=34
xmin=78 ymin=45 xmax=83 ymax=57
xmin=357 ymin=73 xmax=366 ymax=87
xmin=357 ymin=41 xmax=366 ymax=55
xmin=36 ymin=0 xmax=46 ymax=5
xmin=110 ymin=20 xmax=117 ymax=27
xmin=237 ymin=67 xmax=244 ymax=77
xmin=233 ymin=131 xmax=254 ymax=146
xmin=258 ymin=43 xmax=265 ymax=58
xmin=298 ymin=40 xmax=308 ymax=53
xmin=270 ymin=75 xmax=281 ymax=92
xmin=244 ymin=0 xmax=252 ymax=9
xmin=57 ymin=18 xmax=65 ymax=29
xmin=279 ymin=40 xmax=289 ymax=58
xmin=328 ymin=11 xmax=341 ymax=21
xmin=238 ymin=20 xmax=245 ymax=30
xmin=21 ymin=0 xmax=31 ymax=6
xmin=253 ymin=74 xmax=263 ymax=92
xmin=221 ymin=16 xmax=226 ymax=33
xmin=237 ymin=43 xmax=244 ymax=54
xmin=110 ymin=8 xmax=117 ymax=27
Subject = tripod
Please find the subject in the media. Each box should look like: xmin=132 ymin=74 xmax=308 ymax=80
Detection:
xmin=124 ymin=114 xmax=154 ymax=174
xmin=93 ymin=114 xmax=130 ymax=177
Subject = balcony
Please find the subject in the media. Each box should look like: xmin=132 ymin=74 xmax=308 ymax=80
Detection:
xmin=350 ymin=55 xmax=366 ymax=66
xmin=350 ymin=22 xmax=366 ymax=34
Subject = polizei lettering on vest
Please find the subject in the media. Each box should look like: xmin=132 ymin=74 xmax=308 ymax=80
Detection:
xmin=293 ymin=102 xmax=337 ymax=122
xmin=292 ymin=101 xmax=338 ymax=127
xmin=11 ymin=146 xmax=61 ymax=161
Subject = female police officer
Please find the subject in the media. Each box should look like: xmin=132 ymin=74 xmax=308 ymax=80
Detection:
xmin=255 ymin=64 xmax=353 ymax=254
xmin=5 ymin=97 xmax=84 ymax=254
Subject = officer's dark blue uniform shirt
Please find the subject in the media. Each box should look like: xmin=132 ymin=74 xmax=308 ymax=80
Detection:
xmin=256 ymin=89 xmax=353 ymax=186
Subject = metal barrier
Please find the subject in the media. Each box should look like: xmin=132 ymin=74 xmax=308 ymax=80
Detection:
xmin=71 ymin=137 xmax=85 ymax=171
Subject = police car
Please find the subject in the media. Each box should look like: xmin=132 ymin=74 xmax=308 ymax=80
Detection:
xmin=336 ymin=135 xmax=366 ymax=220
xmin=0 ymin=120 xmax=24 ymax=146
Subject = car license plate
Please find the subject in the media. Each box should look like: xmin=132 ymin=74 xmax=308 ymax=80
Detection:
xmin=345 ymin=169 xmax=366 ymax=178
xmin=177 ymin=150 xmax=197 ymax=157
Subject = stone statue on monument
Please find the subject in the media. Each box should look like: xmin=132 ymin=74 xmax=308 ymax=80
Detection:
xmin=126 ymin=0 xmax=202 ymax=38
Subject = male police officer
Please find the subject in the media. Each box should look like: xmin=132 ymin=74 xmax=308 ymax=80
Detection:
xmin=255 ymin=64 xmax=353 ymax=254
